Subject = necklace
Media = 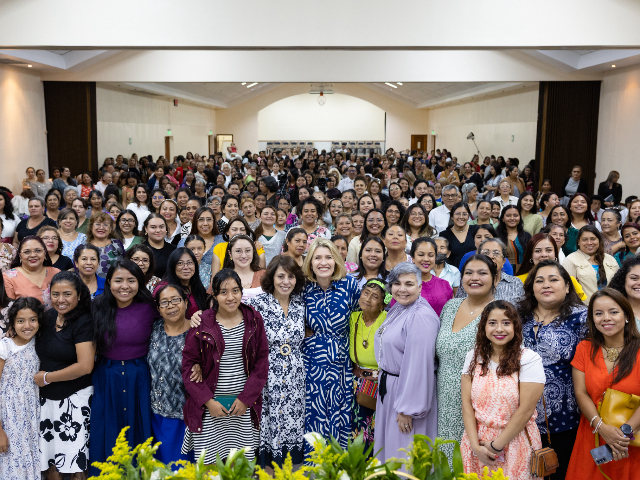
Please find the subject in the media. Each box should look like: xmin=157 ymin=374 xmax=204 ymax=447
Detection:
xmin=603 ymin=344 xmax=625 ymax=362
xmin=466 ymin=298 xmax=490 ymax=316
xmin=360 ymin=312 xmax=376 ymax=349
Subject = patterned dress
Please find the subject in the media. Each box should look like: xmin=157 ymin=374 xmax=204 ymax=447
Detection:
xmin=436 ymin=298 xmax=482 ymax=460
xmin=303 ymin=276 xmax=360 ymax=450
xmin=246 ymin=293 xmax=306 ymax=467
xmin=92 ymin=239 xmax=125 ymax=278
xmin=522 ymin=306 xmax=587 ymax=436
xmin=460 ymin=349 xmax=544 ymax=480
xmin=0 ymin=337 xmax=40 ymax=479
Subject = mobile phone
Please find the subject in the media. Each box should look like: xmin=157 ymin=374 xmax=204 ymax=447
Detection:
xmin=591 ymin=445 xmax=613 ymax=465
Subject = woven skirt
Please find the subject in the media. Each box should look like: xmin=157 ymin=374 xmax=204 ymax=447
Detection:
xmin=89 ymin=357 xmax=152 ymax=476
xmin=40 ymin=385 xmax=93 ymax=473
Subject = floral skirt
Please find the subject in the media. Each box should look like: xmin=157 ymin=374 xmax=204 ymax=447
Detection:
xmin=40 ymin=386 xmax=93 ymax=473
xmin=351 ymin=377 xmax=376 ymax=450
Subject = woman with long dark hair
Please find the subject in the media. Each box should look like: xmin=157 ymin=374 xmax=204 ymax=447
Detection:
xmin=441 ymin=202 xmax=478 ymax=269
xmin=563 ymin=225 xmax=619 ymax=301
xmin=89 ymin=260 xmax=158 ymax=475
xmin=352 ymin=236 xmax=387 ymax=287
xmin=566 ymin=193 xmax=600 ymax=254
xmin=517 ymin=192 xmax=543 ymax=235
xmin=614 ymin=223 xmax=640 ymax=267
xmin=0 ymin=190 xmax=17 ymax=243
xmin=346 ymin=208 xmax=387 ymax=264
xmin=518 ymin=260 xmax=587 ymax=478
xmin=400 ymin=203 xmax=435 ymax=248
xmin=461 ymin=301 xmax=545 ymax=478
xmin=114 ymin=209 xmax=143 ymax=251
xmin=35 ymin=271 xmax=94 ymax=478
xmin=539 ymin=192 xmax=560 ymax=227
xmin=126 ymin=243 xmax=161 ymax=292
xmin=126 ymin=184 xmax=151 ymax=230
xmin=497 ymin=205 xmax=532 ymax=274
xmin=610 ymin=256 xmax=640 ymax=322
xmin=222 ymin=234 xmax=265 ymax=301
xmin=597 ymin=170 xmax=622 ymax=207
xmin=141 ymin=213 xmax=176 ymax=279
xmin=85 ymin=211 xmax=125 ymax=278
xmin=566 ymin=288 xmax=640 ymax=479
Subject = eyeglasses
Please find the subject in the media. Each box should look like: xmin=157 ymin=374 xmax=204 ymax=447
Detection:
xmin=410 ymin=212 xmax=425 ymax=218
xmin=21 ymin=249 xmax=44 ymax=256
xmin=390 ymin=186 xmax=400 ymax=191
xmin=177 ymin=261 xmax=195 ymax=268
xmin=40 ymin=236 xmax=58 ymax=242
xmin=152 ymin=195 xmax=164 ymax=200
xmin=158 ymin=297 xmax=184 ymax=308
xmin=120 ymin=218 xmax=135 ymax=224
xmin=480 ymin=250 xmax=504 ymax=258
xmin=442 ymin=194 xmax=458 ymax=199
xmin=132 ymin=258 xmax=150 ymax=265
xmin=94 ymin=223 xmax=111 ymax=229
xmin=453 ymin=212 xmax=469 ymax=218
xmin=368 ymin=218 xmax=384 ymax=224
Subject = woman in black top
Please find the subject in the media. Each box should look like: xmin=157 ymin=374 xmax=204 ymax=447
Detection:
xmin=597 ymin=170 xmax=623 ymax=207
xmin=37 ymin=225 xmax=74 ymax=271
xmin=34 ymin=271 xmax=95 ymax=478
xmin=13 ymin=197 xmax=57 ymax=245
xmin=142 ymin=213 xmax=176 ymax=278
xmin=440 ymin=202 xmax=478 ymax=269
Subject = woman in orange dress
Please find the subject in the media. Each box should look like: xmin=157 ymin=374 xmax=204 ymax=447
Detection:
xmin=461 ymin=300 xmax=545 ymax=480
xmin=567 ymin=288 xmax=640 ymax=479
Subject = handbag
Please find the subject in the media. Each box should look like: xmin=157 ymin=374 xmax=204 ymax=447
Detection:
xmin=596 ymin=388 xmax=640 ymax=448
xmin=353 ymin=314 xmax=378 ymax=411
xmin=215 ymin=395 xmax=238 ymax=411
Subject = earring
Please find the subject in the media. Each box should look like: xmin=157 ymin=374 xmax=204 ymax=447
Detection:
xmin=626 ymin=318 xmax=629 ymax=324
xmin=530 ymin=259 xmax=533 ymax=264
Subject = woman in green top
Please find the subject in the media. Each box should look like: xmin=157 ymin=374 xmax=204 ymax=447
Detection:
xmin=71 ymin=198 xmax=90 ymax=234
xmin=467 ymin=200 xmax=498 ymax=228
xmin=517 ymin=192 xmax=544 ymax=235
xmin=349 ymin=278 xmax=390 ymax=450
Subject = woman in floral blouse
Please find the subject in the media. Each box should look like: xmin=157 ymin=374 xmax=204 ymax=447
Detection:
xmin=85 ymin=212 xmax=124 ymax=278
xmin=519 ymin=259 xmax=587 ymax=480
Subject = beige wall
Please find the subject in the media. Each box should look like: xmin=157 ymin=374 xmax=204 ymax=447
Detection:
xmin=217 ymin=83 xmax=428 ymax=152
xmin=427 ymin=88 xmax=539 ymax=163
xmin=0 ymin=64 xmax=48 ymax=193
xmin=258 ymin=93 xmax=385 ymax=141
xmin=596 ymin=64 xmax=640 ymax=196
xmin=96 ymin=86 xmax=216 ymax=161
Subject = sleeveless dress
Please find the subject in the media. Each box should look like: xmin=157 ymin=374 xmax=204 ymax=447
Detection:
xmin=0 ymin=337 xmax=40 ymax=479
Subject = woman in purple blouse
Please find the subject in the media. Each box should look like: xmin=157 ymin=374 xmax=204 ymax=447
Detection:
xmin=89 ymin=260 xmax=159 ymax=476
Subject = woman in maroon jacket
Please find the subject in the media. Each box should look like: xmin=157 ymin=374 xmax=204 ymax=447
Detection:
xmin=181 ymin=268 xmax=269 ymax=464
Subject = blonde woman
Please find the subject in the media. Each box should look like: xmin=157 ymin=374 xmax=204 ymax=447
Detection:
xmin=303 ymin=238 xmax=360 ymax=450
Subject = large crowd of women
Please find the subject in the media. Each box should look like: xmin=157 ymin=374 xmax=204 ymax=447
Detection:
xmin=0 ymin=149 xmax=639 ymax=479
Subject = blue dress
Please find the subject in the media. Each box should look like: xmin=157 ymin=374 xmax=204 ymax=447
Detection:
xmin=61 ymin=233 xmax=87 ymax=259
xmin=303 ymin=276 xmax=360 ymax=450
xmin=522 ymin=306 xmax=587 ymax=434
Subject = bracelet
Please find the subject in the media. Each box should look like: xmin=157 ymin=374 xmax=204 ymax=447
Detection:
xmin=593 ymin=419 xmax=603 ymax=434
xmin=43 ymin=372 xmax=49 ymax=386
xmin=590 ymin=415 xmax=600 ymax=427
xmin=490 ymin=441 xmax=503 ymax=452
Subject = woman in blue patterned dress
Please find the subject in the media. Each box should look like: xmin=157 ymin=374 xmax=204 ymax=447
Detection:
xmin=246 ymin=255 xmax=306 ymax=469
xmin=302 ymin=238 xmax=360 ymax=450
xmin=85 ymin=212 xmax=124 ymax=278
xmin=57 ymin=208 xmax=86 ymax=259
xmin=519 ymin=260 xmax=587 ymax=480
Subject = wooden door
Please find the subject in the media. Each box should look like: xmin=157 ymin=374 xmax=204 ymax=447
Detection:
xmin=411 ymin=135 xmax=428 ymax=152
xmin=165 ymin=136 xmax=171 ymax=161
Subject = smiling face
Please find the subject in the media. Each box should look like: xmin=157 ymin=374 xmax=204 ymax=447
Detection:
xmin=570 ymin=195 xmax=588 ymax=216
xmin=485 ymin=309 xmax=515 ymax=347
xmin=389 ymin=184 xmax=401 ymax=200
xmin=366 ymin=211 xmax=384 ymax=235
xmin=623 ymin=227 xmax=640 ymax=251
xmin=358 ymin=196 xmax=374 ymax=214
xmin=391 ymin=273 xmax=421 ymax=306
xmin=196 ymin=211 xmax=215 ymax=236
xmin=502 ymin=208 xmax=520 ymax=229
xmin=624 ymin=265 xmax=640 ymax=303
xmin=223 ymin=199 xmax=239 ymax=218
xmin=12 ymin=308 xmax=39 ymax=343
xmin=413 ymin=241 xmax=436 ymax=276
xmin=341 ymin=192 xmax=355 ymax=210
xmin=273 ymin=266 xmax=297 ymax=298
xmin=145 ymin=217 xmax=167 ymax=243
xmin=130 ymin=251 xmax=150 ymax=274
xmin=551 ymin=208 xmax=568 ymax=227
xmin=135 ymin=187 xmax=148 ymax=204
xmin=520 ymin=195 xmax=534 ymax=213
xmin=359 ymin=284 xmax=384 ymax=315
xmin=175 ymin=252 xmax=196 ymax=283
xmin=76 ymin=247 xmax=99 ymax=277
xmin=384 ymin=225 xmax=406 ymax=252
xmin=230 ymin=239 xmax=254 ymax=269
xmin=51 ymin=280 xmax=80 ymax=317
xmin=452 ymin=206 xmax=469 ymax=228
xmin=157 ymin=286 xmax=187 ymax=324
xmin=462 ymin=260 xmax=494 ymax=297
xmin=578 ymin=231 xmax=599 ymax=256
xmin=408 ymin=206 xmax=426 ymax=229
xmin=600 ymin=211 xmax=620 ymax=233
xmin=361 ymin=240 xmax=384 ymax=272
xmin=311 ymin=246 xmax=335 ymax=281
xmin=39 ymin=230 xmax=59 ymax=254
xmin=160 ymin=202 xmax=177 ymax=223
xmin=109 ymin=267 xmax=139 ymax=307
xmin=215 ymin=278 xmax=242 ymax=316
xmin=532 ymin=264 xmax=569 ymax=309
xmin=301 ymin=203 xmax=318 ymax=226
xmin=592 ymin=295 xmax=627 ymax=340
xmin=287 ymin=233 xmax=307 ymax=257
xmin=352 ymin=215 xmax=365 ymax=235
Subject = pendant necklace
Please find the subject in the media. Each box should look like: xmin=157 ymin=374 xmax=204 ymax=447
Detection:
xmin=360 ymin=312 xmax=375 ymax=349
xmin=603 ymin=344 xmax=624 ymax=362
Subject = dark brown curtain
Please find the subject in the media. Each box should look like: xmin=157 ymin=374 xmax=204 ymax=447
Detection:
xmin=535 ymin=81 xmax=601 ymax=196
xmin=43 ymin=82 xmax=98 ymax=179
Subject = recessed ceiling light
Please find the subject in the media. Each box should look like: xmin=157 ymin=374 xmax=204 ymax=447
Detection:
xmin=385 ymin=83 xmax=398 ymax=89
xmin=241 ymin=82 xmax=246 ymax=85
xmin=612 ymin=65 xmax=616 ymax=68
xmin=246 ymin=82 xmax=258 ymax=88
xmin=397 ymin=82 xmax=403 ymax=86
xmin=27 ymin=65 xmax=32 ymax=68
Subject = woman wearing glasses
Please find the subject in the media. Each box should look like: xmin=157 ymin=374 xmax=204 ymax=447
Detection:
xmin=2 ymin=236 xmax=60 ymax=308
xmin=37 ymin=226 xmax=74 ymax=271
xmin=152 ymin=248 xmax=207 ymax=319
xmin=126 ymin=244 xmax=161 ymax=292
xmin=86 ymin=212 xmax=125 ymax=278
xmin=115 ymin=209 xmax=144 ymax=251
xmin=149 ymin=284 xmax=199 ymax=464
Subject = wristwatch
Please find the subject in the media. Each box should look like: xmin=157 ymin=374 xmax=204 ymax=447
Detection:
xmin=621 ymin=423 xmax=634 ymax=439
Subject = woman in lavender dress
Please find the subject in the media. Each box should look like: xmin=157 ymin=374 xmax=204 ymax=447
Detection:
xmin=374 ymin=262 xmax=439 ymax=465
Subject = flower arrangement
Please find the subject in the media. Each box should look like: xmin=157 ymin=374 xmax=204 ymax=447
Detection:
xmin=90 ymin=428 xmax=509 ymax=480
